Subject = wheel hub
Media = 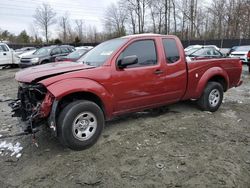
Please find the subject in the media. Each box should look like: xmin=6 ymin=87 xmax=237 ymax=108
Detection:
xmin=208 ymin=89 xmax=220 ymax=107
xmin=72 ymin=112 xmax=97 ymax=141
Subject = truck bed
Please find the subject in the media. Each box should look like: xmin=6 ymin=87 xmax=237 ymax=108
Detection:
xmin=183 ymin=58 xmax=242 ymax=100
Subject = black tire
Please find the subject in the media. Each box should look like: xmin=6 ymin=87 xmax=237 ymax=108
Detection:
xmin=57 ymin=100 xmax=104 ymax=150
xmin=197 ymin=82 xmax=223 ymax=112
xmin=248 ymin=65 xmax=250 ymax=73
xmin=40 ymin=60 xmax=49 ymax=64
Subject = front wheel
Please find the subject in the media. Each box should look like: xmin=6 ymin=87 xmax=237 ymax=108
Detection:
xmin=57 ymin=100 xmax=104 ymax=150
xmin=197 ymin=82 xmax=223 ymax=112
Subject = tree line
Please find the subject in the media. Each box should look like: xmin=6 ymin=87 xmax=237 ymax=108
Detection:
xmin=0 ymin=0 xmax=249 ymax=45
xmin=104 ymin=0 xmax=250 ymax=40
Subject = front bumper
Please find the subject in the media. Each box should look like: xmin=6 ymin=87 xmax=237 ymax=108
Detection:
xmin=19 ymin=62 xmax=38 ymax=68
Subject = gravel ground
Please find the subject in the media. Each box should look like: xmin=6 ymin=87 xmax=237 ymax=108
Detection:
xmin=0 ymin=66 xmax=250 ymax=188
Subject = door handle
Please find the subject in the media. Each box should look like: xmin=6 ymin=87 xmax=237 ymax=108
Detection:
xmin=3 ymin=53 xmax=6 ymax=55
xmin=154 ymin=69 xmax=164 ymax=75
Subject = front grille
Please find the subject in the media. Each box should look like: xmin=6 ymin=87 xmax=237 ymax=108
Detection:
xmin=20 ymin=58 xmax=31 ymax=63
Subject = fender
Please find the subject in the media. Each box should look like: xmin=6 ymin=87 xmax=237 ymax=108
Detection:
xmin=45 ymin=78 xmax=113 ymax=119
xmin=194 ymin=67 xmax=229 ymax=98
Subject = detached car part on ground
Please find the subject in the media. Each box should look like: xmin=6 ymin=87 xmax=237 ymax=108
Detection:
xmin=10 ymin=34 xmax=243 ymax=150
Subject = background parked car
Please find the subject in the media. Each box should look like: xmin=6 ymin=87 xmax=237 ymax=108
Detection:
xmin=0 ymin=43 xmax=19 ymax=67
xmin=18 ymin=49 xmax=37 ymax=58
xmin=19 ymin=45 xmax=75 ymax=68
xmin=185 ymin=45 xmax=219 ymax=54
xmin=229 ymin=45 xmax=250 ymax=63
xmin=219 ymin=48 xmax=231 ymax=56
xmin=186 ymin=47 xmax=224 ymax=60
xmin=185 ymin=45 xmax=219 ymax=56
xmin=75 ymin=46 xmax=94 ymax=50
xmin=55 ymin=48 xmax=89 ymax=62
xmin=15 ymin=47 xmax=36 ymax=56
xmin=229 ymin=45 xmax=250 ymax=72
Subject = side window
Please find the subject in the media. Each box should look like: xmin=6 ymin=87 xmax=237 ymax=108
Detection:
xmin=213 ymin=50 xmax=221 ymax=56
xmin=206 ymin=49 xmax=212 ymax=55
xmin=61 ymin=47 xmax=69 ymax=53
xmin=51 ymin=47 xmax=61 ymax=55
xmin=118 ymin=40 xmax=157 ymax=68
xmin=162 ymin=39 xmax=180 ymax=63
xmin=0 ymin=45 xmax=9 ymax=52
xmin=68 ymin=47 xmax=74 ymax=52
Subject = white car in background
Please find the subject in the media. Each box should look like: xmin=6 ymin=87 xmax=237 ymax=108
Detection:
xmin=0 ymin=43 xmax=19 ymax=67
xmin=75 ymin=46 xmax=94 ymax=50
xmin=229 ymin=45 xmax=250 ymax=64
xmin=185 ymin=45 xmax=220 ymax=56
xmin=18 ymin=49 xmax=37 ymax=58
xmin=184 ymin=45 xmax=220 ymax=55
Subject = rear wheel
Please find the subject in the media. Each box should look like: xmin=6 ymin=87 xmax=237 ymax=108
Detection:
xmin=57 ymin=100 xmax=104 ymax=150
xmin=197 ymin=82 xmax=223 ymax=112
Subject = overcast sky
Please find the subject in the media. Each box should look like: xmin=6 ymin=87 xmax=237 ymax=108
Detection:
xmin=0 ymin=0 xmax=117 ymax=36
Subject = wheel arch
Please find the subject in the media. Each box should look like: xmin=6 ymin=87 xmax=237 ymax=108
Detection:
xmin=57 ymin=91 xmax=106 ymax=118
xmin=195 ymin=67 xmax=229 ymax=98
xmin=46 ymin=78 xmax=113 ymax=120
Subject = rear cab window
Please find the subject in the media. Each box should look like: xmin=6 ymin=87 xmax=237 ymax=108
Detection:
xmin=117 ymin=40 xmax=157 ymax=68
xmin=162 ymin=38 xmax=180 ymax=63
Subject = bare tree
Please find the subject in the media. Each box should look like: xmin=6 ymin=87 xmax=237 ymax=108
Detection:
xmin=29 ymin=24 xmax=39 ymax=43
xmin=104 ymin=3 xmax=127 ymax=37
xmin=75 ymin=20 xmax=85 ymax=42
xmin=33 ymin=3 xmax=56 ymax=43
xmin=59 ymin=13 xmax=70 ymax=43
xmin=149 ymin=0 xmax=164 ymax=33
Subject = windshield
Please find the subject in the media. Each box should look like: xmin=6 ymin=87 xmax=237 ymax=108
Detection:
xmin=67 ymin=49 xmax=87 ymax=59
xmin=234 ymin=46 xmax=250 ymax=52
xmin=185 ymin=47 xmax=201 ymax=55
xmin=77 ymin=38 xmax=128 ymax=66
xmin=34 ymin=47 xmax=52 ymax=55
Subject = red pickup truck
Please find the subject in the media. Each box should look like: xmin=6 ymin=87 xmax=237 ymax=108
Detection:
xmin=11 ymin=34 xmax=242 ymax=150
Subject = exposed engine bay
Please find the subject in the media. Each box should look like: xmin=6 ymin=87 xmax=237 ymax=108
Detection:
xmin=9 ymin=83 xmax=52 ymax=133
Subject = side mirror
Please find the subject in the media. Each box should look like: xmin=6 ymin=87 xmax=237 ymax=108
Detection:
xmin=117 ymin=55 xmax=138 ymax=69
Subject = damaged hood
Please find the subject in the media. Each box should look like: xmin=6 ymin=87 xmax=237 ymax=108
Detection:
xmin=15 ymin=62 xmax=95 ymax=83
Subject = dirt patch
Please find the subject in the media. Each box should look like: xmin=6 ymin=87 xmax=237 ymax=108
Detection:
xmin=0 ymin=66 xmax=250 ymax=187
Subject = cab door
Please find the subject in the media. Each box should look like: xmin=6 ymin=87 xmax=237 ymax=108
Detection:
xmin=0 ymin=44 xmax=12 ymax=65
xmin=111 ymin=39 xmax=167 ymax=114
xmin=161 ymin=38 xmax=187 ymax=102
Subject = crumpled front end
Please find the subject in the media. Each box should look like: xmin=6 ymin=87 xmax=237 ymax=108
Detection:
xmin=9 ymin=83 xmax=54 ymax=132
